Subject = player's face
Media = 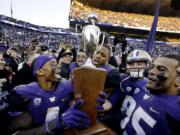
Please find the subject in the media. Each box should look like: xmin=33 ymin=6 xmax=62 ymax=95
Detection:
xmin=127 ymin=61 xmax=147 ymax=78
xmin=92 ymin=46 xmax=109 ymax=67
xmin=41 ymin=59 xmax=61 ymax=82
xmin=127 ymin=61 xmax=146 ymax=71
xmin=146 ymin=57 xmax=179 ymax=94
xmin=76 ymin=52 xmax=87 ymax=67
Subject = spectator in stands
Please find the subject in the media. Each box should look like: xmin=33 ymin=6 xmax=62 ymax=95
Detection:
xmin=34 ymin=44 xmax=48 ymax=54
xmin=114 ymin=54 xmax=122 ymax=67
xmin=46 ymin=47 xmax=58 ymax=58
xmin=27 ymin=39 xmax=39 ymax=58
xmin=71 ymin=0 xmax=180 ymax=33
xmin=0 ymin=51 xmax=13 ymax=90
xmin=69 ymin=48 xmax=87 ymax=73
xmin=11 ymin=52 xmax=40 ymax=88
xmin=4 ymin=46 xmax=22 ymax=74
xmin=0 ymin=51 xmax=14 ymax=134
xmin=57 ymin=48 xmax=74 ymax=79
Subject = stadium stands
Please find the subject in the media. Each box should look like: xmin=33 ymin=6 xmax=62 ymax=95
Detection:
xmin=70 ymin=0 xmax=180 ymax=33
xmin=0 ymin=14 xmax=179 ymax=57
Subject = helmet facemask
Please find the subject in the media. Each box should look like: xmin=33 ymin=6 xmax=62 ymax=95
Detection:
xmin=127 ymin=63 xmax=147 ymax=78
xmin=126 ymin=50 xmax=152 ymax=78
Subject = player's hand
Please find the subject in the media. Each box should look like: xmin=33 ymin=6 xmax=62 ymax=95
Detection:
xmin=60 ymin=99 xmax=90 ymax=129
xmin=96 ymin=91 xmax=112 ymax=112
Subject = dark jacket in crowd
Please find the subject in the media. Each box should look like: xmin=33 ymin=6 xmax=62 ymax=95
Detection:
xmin=11 ymin=63 xmax=36 ymax=88
xmin=4 ymin=53 xmax=21 ymax=74
xmin=0 ymin=68 xmax=14 ymax=135
xmin=0 ymin=68 xmax=13 ymax=91
xmin=60 ymin=63 xmax=71 ymax=79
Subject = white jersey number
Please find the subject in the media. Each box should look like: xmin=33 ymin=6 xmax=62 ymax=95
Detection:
xmin=121 ymin=96 xmax=157 ymax=135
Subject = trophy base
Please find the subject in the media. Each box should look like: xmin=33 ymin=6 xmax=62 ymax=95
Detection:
xmin=64 ymin=122 xmax=117 ymax=135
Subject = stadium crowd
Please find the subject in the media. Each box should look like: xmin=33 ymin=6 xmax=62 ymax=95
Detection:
xmin=71 ymin=0 xmax=180 ymax=33
xmin=0 ymin=14 xmax=179 ymax=59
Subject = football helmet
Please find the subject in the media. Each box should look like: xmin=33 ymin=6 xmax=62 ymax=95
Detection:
xmin=126 ymin=49 xmax=152 ymax=78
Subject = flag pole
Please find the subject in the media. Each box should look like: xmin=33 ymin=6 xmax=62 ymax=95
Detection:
xmin=145 ymin=0 xmax=160 ymax=54
xmin=10 ymin=0 xmax=13 ymax=18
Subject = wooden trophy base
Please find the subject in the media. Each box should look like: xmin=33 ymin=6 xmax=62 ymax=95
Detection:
xmin=69 ymin=66 xmax=117 ymax=135
xmin=64 ymin=122 xmax=117 ymax=135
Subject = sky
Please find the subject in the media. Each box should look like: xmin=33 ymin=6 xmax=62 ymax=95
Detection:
xmin=0 ymin=0 xmax=71 ymax=28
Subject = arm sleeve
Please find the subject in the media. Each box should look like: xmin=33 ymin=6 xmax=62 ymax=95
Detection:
xmin=108 ymin=88 xmax=124 ymax=109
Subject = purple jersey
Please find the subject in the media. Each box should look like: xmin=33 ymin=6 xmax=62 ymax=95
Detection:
xmin=99 ymin=64 xmax=116 ymax=73
xmin=69 ymin=62 xmax=78 ymax=72
xmin=15 ymin=80 xmax=73 ymax=125
xmin=69 ymin=62 xmax=78 ymax=76
xmin=120 ymin=77 xmax=180 ymax=135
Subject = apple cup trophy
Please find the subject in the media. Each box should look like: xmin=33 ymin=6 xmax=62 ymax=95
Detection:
xmin=65 ymin=13 xmax=116 ymax=135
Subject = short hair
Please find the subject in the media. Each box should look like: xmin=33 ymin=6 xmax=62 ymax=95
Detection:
xmin=162 ymin=54 xmax=180 ymax=67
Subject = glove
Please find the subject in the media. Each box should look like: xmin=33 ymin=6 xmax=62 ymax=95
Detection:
xmin=96 ymin=91 xmax=112 ymax=112
xmin=45 ymin=99 xmax=90 ymax=134
xmin=59 ymin=99 xmax=90 ymax=129
xmin=0 ymin=78 xmax=7 ymax=91
xmin=96 ymin=91 xmax=106 ymax=111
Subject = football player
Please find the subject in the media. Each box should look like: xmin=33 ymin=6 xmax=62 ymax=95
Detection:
xmin=99 ymin=53 xmax=180 ymax=135
xmin=0 ymin=55 xmax=90 ymax=135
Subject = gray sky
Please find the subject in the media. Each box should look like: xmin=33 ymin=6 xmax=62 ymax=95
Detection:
xmin=0 ymin=0 xmax=71 ymax=28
